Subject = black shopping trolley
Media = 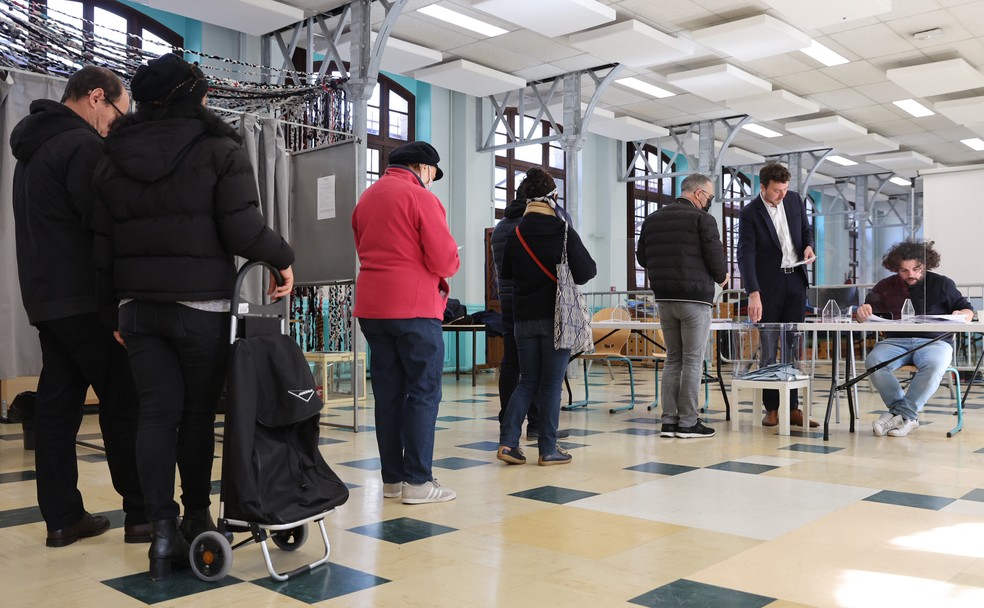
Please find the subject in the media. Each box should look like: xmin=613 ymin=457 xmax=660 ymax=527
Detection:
xmin=189 ymin=262 xmax=350 ymax=582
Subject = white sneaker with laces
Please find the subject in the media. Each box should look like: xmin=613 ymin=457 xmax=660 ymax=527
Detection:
xmin=888 ymin=419 xmax=919 ymax=437
xmin=402 ymin=479 xmax=456 ymax=504
xmin=383 ymin=482 xmax=403 ymax=498
xmin=872 ymin=413 xmax=902 ymax=437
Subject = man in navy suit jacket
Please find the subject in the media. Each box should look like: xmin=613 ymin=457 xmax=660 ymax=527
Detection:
xmin=737 ymin=163 xmax=818 ymax=428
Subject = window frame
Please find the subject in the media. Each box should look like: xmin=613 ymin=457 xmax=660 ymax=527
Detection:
xmin=493 ymin=108 xmax=566 ymax=221
xmin=626 ymin=144 xmax=677 ymax=291
xmin=365 ymin=75 xmax=415 ymax=187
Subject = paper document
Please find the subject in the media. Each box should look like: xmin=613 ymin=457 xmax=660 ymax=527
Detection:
xmin=784 ymin=256 xmax=816 ymax=268
xmin=863 ymin=314 xmax=969 ymax=324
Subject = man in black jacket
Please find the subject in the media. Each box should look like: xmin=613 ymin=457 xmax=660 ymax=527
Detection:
xmin=636 ymin=173 xmax=728 ymax=438
xmin=10 ymin=66 xmax=147 ymax=547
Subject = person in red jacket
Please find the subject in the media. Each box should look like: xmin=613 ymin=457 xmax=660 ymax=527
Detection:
xmin=352 ymin=141 xmax=460 ymax=504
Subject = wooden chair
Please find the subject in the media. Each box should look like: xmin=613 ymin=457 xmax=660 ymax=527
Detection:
xmin=897 ymin=364 xmax=963 ymax=437
xmin=564 ymin=307 xmax=637 ymax=414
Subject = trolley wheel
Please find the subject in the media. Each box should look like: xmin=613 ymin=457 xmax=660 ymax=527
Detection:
xmin=271 ymin=524 xmax=308 ymax=552
xmin=189 ymin=531 xmax=233 ymax=582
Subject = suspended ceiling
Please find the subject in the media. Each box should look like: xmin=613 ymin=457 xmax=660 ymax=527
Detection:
xmin=179 ymin=0 xmax=984 ymax=189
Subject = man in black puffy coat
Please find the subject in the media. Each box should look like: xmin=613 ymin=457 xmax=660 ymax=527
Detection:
xmin=636 ymin=173 xmax=728 ymax=439
xmin=10 ymin=66 xmax=147 ymax=547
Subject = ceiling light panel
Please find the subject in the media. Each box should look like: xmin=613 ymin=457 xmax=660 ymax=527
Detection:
xmin=568 ymin=19 xmax=694 ymax=68
xmin=889 ymin=177 xmax=911 ymax=187
xmin=826 ymin=155 xmax=858 ymax=166
xmin=616 ymin=77 xmax=675 ymax=99
xmin=725 ymin=89 xmax=819 ymax=120
xmin=691 ymin=15 xmax=811 ymax=61
xmin=886 ymin=58 xmax=984 ymax=98
xmin=417 ymin=4 xmax=508 ymax=37
xmin=892 ymin=99 xmax=934 ymax=118
xmin=413 ymin=59 xmax=526 ymax=97
xmin=742 ymin=124 xmax=783 ymax=138
xmin=961 ymin=138 xmax=984 ymax=151
xmin=667 ymin=64 xmax=772 ymax=102
xmin=800 ymin=41 xmax=849 ymax=67
xmin=760 ymin=0 xmax=891 ymax=28
xmin=785 ymin=115 xmax=867 ymax=141
xmin=934 ymin=96 xmax=984 ymax=126
xmin=473 ymin=0 xmax=614 ymax=38
xmin=866 ymin=150 xmax=934 ymax=170
xmin=828 ymin=133 xmax=899 ymax=156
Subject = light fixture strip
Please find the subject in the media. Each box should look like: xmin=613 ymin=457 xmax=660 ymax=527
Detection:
xmin=742 ymin=123 xmax=782 ymax=138
xmin=827 ymin=155 xmax=858 ymax=166
xmin=893 ymin=99 xmax=935 ymax=118
xmin=616 ymin=77 xmax=675 ymax=99
xmin=800 ymin=41 xmax=848 ymax=67
xmin=417 ymin=4 xmax=508 ymax=37
xmin=961 ymin=138 xmax=984 ymax=151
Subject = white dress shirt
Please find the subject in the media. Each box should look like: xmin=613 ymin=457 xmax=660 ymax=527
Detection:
xmin=764 ymin=200 xmax=799 ymax=268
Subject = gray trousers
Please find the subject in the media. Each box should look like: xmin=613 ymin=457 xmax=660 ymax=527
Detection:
xmin=656 ymin=301 xmax=712 ymax=427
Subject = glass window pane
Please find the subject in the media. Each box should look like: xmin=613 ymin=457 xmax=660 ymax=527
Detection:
xmin=548 ymin=144 xmax=564 ymax=169
xmin=368 ymin=84 xmax=380 ymax=107
xmin=94 ymin=7 xmax=128 ymax=59
xmin=514 ymin=144 xmax=540 ymax=164
xmin=388 ymin=110 xmax=409 ymax=140
xmin=142 ymin=29 xmax=172 ymax=56
xmin=46 ymin=1 xmax=83 ymax=70
xmin=367 ymin=107 xmax=380 ymax=136
xmin=389 ymin=90 xmax=408 ymax=112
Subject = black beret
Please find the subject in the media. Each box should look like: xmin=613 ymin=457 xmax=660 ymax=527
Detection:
xmin=130 ymin=53 xmax=208 ymax=104
xmin=389 ymin=140 xmax=443 ymax=181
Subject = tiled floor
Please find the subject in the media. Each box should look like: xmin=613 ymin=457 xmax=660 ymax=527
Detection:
xmin=4 ymin=362 xmax=984 ymax=607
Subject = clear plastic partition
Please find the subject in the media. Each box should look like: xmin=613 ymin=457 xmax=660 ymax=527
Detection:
xmin=730 ymin=322 xmax=811 ymax=381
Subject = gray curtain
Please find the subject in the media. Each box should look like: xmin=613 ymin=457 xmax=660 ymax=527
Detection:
xmin=0 ymin=71 xmax=66 ymax=379
xmin=238 ymin=114 xmax=291 ymax=302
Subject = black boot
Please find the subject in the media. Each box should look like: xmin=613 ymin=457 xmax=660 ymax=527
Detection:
xmin=149 ymin=518 xmax=190 ymax=581
xmin=178 ymin=508 xmax=215 ymax=543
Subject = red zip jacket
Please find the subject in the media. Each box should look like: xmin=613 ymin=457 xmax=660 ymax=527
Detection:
xmin=352 ymin=166 xmax=460 ymax=319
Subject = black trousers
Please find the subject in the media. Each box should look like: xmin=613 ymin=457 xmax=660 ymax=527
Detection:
xmin=760 ymin=271 xmax=807 ymax=412
xmin=498 ymin=297 xmax=539 ymax=428
xmin=119 ymin=301 xmax=229 ymax=521
xmin=34 ymin=313 xmax=145 ymax=530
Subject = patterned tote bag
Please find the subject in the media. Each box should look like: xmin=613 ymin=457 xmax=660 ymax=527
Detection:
xmin=514 ymin=224 xmax=594 ymax=355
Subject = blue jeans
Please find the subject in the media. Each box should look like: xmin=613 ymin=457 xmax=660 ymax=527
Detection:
xmin=360 ymin=318 xmax=443 ymax=485
xmin=657 ymin=301 xmax=712 ymax=427
xmin=865 ymin=338 xmax=953 ymax=421
xmin=499 ymin=318 xmax=571 ymax=455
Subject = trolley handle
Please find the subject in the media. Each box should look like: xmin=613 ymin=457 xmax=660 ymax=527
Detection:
xmin=230 ymin=261 xmax=286 ymax=319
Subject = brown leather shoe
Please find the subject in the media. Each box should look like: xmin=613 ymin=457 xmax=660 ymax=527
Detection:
xmin=124 ymin=522 xmax=153 ymax=544
xmin=790 ymin=409 xmax=819 ymax=428
xmin=762 ymin=410 xmax=779 ymax=427
xmin=46 ymin=512 xmax=110 ymax=547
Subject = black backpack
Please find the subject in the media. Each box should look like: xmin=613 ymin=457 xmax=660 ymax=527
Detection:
xmin=222 ymin=333 xmax=349 ymax=524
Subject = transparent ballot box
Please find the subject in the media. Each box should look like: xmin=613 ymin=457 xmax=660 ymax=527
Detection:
xmin=728 ymin=323 xmax=813 ymax=435
xmin=304 ymin=351 xmax=367 ymax=407
xmin=729 ymin=323 xmax=811 ymax=382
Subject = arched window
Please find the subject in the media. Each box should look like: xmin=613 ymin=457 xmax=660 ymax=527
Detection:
xmin=32 ymin=0 xmax=182 ymax=73
xmin=627 ymin=144 xmax=676 ymax=290
xmin=722 ymin=170 xmax=752 ymax=291
xmin=493 ymin=109 xmax=566 ymax=221
xmin=366 ymin=75 xmax=415 ymax=187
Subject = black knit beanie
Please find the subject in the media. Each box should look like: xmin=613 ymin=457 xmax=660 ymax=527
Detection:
xmin=130 ymin=53 xmax=208 ymax=105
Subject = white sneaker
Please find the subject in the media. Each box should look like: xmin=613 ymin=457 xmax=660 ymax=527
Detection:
xmin=402 ymin=479 xmax=456 ymax=504
xmin=383 ymin=482 xmax=403 ymax=498
xmin=873 ymin=413 xmax=902 ymax=437
xmin=888 ymin=419 xmax=919 ymax=437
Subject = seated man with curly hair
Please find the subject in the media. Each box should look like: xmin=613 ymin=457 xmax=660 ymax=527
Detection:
xmin=856 ymin=240 xmax=975 ymax=437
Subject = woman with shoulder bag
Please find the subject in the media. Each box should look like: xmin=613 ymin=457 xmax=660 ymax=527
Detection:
xmin=497 ymin=168 xmax=596 ymax=466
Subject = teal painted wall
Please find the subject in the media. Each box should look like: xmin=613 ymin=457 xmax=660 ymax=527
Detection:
xmin=119 ymin=0 xmax=202 ymax=58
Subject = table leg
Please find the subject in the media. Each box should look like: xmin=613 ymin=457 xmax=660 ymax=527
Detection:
xmin=471 ymin=328 xmax=477 ymax=387
xmin=845 ymin=331 xmax=856 ymax=433
xmin=455 ymin=331 xmax=461 ymax=381
xmin=823 ymin=332 xmax=840 ymax=441
xmin=717 ymin=345 xmax=731 ymax=420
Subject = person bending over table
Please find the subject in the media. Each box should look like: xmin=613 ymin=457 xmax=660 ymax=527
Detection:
xmin=856 ymin=240 xmax=975 ymax=437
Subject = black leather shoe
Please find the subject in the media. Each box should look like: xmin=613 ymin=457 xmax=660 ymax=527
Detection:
xmin=124 ymin=522 xmax=153 ymax=544
xmin=46 ymin=512 xmax=111 ymax=547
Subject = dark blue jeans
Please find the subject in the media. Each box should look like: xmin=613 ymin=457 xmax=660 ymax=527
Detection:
xmin=119 ymin=301 xmax=229 ymax=521
xmin=499 ymin=318 xmax=571 ymax=455
xmin=360 ymin=318 xmax=444 ymax=485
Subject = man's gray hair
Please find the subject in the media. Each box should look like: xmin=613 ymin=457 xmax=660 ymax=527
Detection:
xmin=680 ymin=173 xmax=712 ymax=194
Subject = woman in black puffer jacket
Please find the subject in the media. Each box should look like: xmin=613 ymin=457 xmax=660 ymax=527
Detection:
xmin=497 ymin=168 xmax=596 ymax=466
xmin=92 ymin=53 xmax=294 ymax=581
